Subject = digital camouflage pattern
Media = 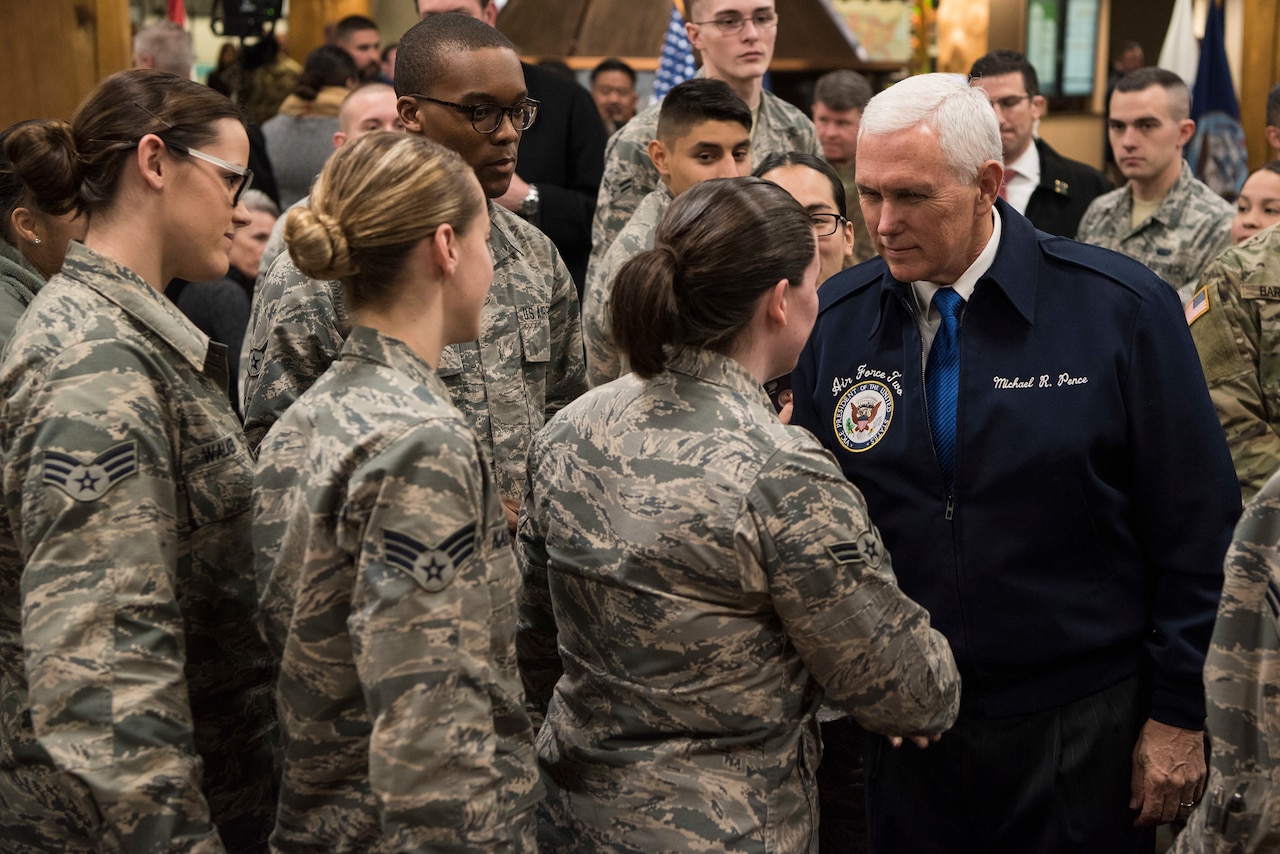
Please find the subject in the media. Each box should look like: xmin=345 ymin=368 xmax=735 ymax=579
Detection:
xmin=1188 ymin=223 xmax=1280 ymax=502
xmin=0 ymin=237 xmax=45 ymax=354
xmin=589 ymin=83 xmax=820 ymax=278
xmin=1076 ymin=160 xmax=1233 ymax=298
xmin=581 ymin=183 xmax=671 ymax=387
xmin=831 ymin=160 xmax=876 ymax=265
xmin=1174 ymin=466 xmax=1280 ymax=854
xmin=0 ymin=242 xmax=276 ymax=852
xmin=517 ymin=347 xmax=960 ymax=853
xmin=254 ymin=325 xmax=541 ymax=852
xmin=241 ymin=202 xmax=587 ymax=503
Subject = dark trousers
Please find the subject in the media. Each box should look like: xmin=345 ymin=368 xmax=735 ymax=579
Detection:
xmin=818 ymin=717 xmax=868 ymax=854
xmin=865 ymin=674 xmax=1157 ymax=854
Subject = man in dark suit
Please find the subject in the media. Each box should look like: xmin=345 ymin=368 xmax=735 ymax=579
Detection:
xmin=970 ymin=50 xmax=1110 ymax=238
xmin=415 ymin=0 xmax=608 ymax=293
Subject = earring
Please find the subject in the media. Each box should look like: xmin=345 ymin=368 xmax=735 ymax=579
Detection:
xmin=33 ymin=238 xmax=41 ymax=245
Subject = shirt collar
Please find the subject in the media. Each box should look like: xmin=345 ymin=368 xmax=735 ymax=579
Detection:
xmin=340 ymin=324 xmax=449 ymax=397
xmin=665 ymin=346 xmax=775 ymax=412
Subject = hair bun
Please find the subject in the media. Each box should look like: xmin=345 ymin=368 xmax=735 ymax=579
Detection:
xmin=2 ymin=120 xmax=81 ymax=216
xmin=284 ymin=206 xmax=358 ymax=281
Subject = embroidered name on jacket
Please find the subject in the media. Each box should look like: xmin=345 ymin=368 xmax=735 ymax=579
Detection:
xmin=42 ymin=441 xmax=138 ymax=502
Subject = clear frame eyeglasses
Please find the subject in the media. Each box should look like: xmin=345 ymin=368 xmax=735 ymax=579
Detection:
xmin=406 ymin=94 xmax=540 ymax=134
xmin=167 ymin=141 xmax=254 ymax=206
xmin=692 ymin=11 xmax=779 ymax=35
xmin=810 ymin=213 xmax=848 ymax=237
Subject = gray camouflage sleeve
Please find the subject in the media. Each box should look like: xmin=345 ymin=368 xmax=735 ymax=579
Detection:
xmin=5 ymin=341 xmax=224 ymax=852
xmin=343 ymin=425 xmax=517 ymax=853
xmin=749 ymin=439 xmax=961 ymax=737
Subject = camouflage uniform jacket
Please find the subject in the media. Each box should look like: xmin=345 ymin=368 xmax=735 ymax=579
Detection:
xmin=589 ymin=81 xmax=821 ymax=276
xmin=0 ymin=236 xmax=44 ymax=354
xmin=832 ymin=160 xmax=876 ymax=265
xmin=1174 ymin=467 xmax=1280 ymax=854
xmin=1188 ymin=223 xmax=1280 ymax=502
xmin=0 ymin=242 xmax=276 ymax=852
xmin=517 ymin=347 xmax=960 ymax=853
xmin=582 ymin=183 xmax=671 ymax=387
xmin=254 ymin=325 xmax=541 ymax=853
xmin=1076 ymin=159 xmax=1233 ymax=297
xmin=241 ymin=202 xmax=587 ymax=503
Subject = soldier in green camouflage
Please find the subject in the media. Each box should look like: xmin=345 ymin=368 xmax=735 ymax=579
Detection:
xmin=254 ymin=132 xmax=540 ymax=852
xmin=242 ymin=15 xmax=586 ymax=524
xmin=583 ymin=78 xmax=751 ymax=387
xmin=589 ymin=0 xmax=820 ymax=276
xmin=519 ymin=178 xmax=960 ymax=853
xmin=0 ymin=71 xmax=275 ymax=852
xmin=1188 ymin=221 xmax=1280 ymax=502
xmin=1077 ymin=67 xmax=1233 ymax=299
xmin=1173 ymin=466 xmax=1280 ymax=853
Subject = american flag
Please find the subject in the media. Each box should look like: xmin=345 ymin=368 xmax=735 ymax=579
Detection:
xmin=1185 ymin=286 xmax=1210 ymax=326
xmin=654 ymin=3 xmax=697 ymax=100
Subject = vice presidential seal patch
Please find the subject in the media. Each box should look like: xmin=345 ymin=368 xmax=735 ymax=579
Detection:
xmin=42 ymin=441 xmax=138 ymax=502
xmin=383 ymin=525 xmax=476 ymax=593
xmin=834 ymin=380 xmax=894 ymax=452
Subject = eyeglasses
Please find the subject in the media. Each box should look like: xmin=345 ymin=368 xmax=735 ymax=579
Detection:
xmin=167 ymin=141 xmax=254 ymax=206
xmin=692 ymin=11 xmax=778 ymax=35
xmin=811 ymin=213 xmax=847 ymax=236
xmin=406 ymin=94 xmax=540 ymax=134
xmin=987 ymin=94 xmax=1032 ymax=111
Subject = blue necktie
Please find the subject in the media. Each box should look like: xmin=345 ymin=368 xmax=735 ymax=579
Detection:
xmin=926 ymin=288 xmax=965 ymax=491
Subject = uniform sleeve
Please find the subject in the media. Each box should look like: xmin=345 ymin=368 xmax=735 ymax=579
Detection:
xmin=546 ymin=250 xmax=588 ymax=420
xmin=343 ymin=425 xmax=517 ymax=853
xmin=1190 ymin=252 xmax=1280 ymax=502
xmin=1174 ymin=471 xmax=1280 ymax=853
xmin=241 ymin=254 xmax=349 ymax=452
xmin=747 ymin=440 xmax=961 ymax=736
xmin=4 ymin=340 xmax=224 ymax=852
xmin=1129 ymin=281 xmax=1242 ymax=728
xmin=589 ymin=126 xmax=657 ymax=278
xmin=582 ymin=236 xmax=628 ymax=389
xmin=515 ymin=435 xmax=561 ymax=728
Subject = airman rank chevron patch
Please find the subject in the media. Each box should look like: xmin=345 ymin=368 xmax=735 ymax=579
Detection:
xmin=383 ymin=524 xmax=476 ymax=593
xmin=42 ymin=441 xmax=138 ymax=502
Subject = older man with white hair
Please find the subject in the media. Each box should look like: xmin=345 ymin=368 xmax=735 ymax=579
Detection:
xmin=791 ymin=73 xmax=1240 ymax=853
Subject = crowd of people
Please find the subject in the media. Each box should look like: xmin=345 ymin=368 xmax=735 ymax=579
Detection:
xmin=2 ymin=0 xmax=1280 ymax=852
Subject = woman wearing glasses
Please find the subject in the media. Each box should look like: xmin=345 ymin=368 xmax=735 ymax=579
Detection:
xmin=518 ymin=177 xmax=959 ymax=853
xmin=0 ymin=70 xmax=275 ymax=852
xmin=253 ymin=132 xmax=540 ymax=850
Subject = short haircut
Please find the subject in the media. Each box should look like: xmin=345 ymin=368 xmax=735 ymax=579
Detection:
xmin=133 ymin=20 xmax=193 ymax=78
xmin=335 ymin=15 xmax=379 ymax=40
xmin=656 ymin=78 xmax=751 ymax=143
xmin=860 ymin=73 xmax=1001 ymax=184
xmin=240 ymin=188 xmax=280 ymax=218
xmin=969 ymin=49 xmax=1040 ymax=99
xmin=294 ymin=45 xmax=358 ymax=100
xmin=592 ymin=57 xmax=636 ymax=86
xmin=1267 ymin=82 xmax=1280 ymax=128
xmin=753 ymin=150 xmax=848 ymax=218
xmin=381 ymin=43 xmax=398 ymax=63
xmin=339 ymin=82 xmax=397 ymax=131
xmin=1114 ymin=39 xmax=1143 ymax=60
xmin=395 ymin=12 xmax=516 ymax=98
xmin=1114 ymin=67 xmax=1191 ymax=121
xmin=1262 ymin=159 xmax=1280 ymax=179
xmin=813 ymin=70 xmax=873 ymax=113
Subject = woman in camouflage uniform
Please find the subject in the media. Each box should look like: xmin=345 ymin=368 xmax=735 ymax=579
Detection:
xmin=518 ymin=176 xmax=961 ymax=853
xmin=0 ymin=70 xmax=276 ymax=851
xmin=252 ymin=132 xmax=541 ymax=851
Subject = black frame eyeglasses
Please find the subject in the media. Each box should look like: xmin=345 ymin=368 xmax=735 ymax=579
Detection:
xmin=166 ymin=140 xmax=254 ymax=206
xmin=406 ymin=94 xmax=540 ymax=134
xmin=691 ymin=11 xmax=779 ymax=35
xmin=810 ymin=213 xmax=848 ymax=237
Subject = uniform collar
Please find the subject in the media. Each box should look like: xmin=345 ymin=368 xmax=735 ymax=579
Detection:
xmin=340 ymin=324 xmax=449 ymax=398
xmin=488 ymin=200 xmax=524 ymax=270
xmin=665 ymin=346 xmax=774 ymax=411
xmin=60 ymin=242 xmax=214 ymax=374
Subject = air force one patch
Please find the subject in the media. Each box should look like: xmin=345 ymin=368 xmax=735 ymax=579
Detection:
xmin=834 ymin=380 xmax=894 ymax=453
xmin=383 ymin=525 xmax=476 ymax=593
xmin=42 ymin=442 xmax=138 ymax=502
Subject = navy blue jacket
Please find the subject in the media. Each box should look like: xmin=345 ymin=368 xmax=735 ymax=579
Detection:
xmin=792 ymin=201 xmax=1240 ymax=728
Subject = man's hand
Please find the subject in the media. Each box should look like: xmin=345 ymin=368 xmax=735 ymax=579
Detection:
xmin=495 ymin=174 xmax=531 ymax=213
xmin=1129 ymin=718 xmax=1205 ymax=826
xmin=888 ymin=734 xmax=941 ymax=749
xmin=501 ymin=496 xmax=520 ymax=537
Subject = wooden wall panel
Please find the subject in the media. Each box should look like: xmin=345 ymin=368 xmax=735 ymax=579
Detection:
xmin=1241 ymin=0 xmax=1280 ymax=169
xmin=1 ymin=0 xmax=131 ymax=128
xmin=287 ymin=0 xmax=372 ymax=68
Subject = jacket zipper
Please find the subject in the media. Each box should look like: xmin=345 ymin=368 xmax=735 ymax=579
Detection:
xmin=906 ymin=291 xmax=965 ymax=519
